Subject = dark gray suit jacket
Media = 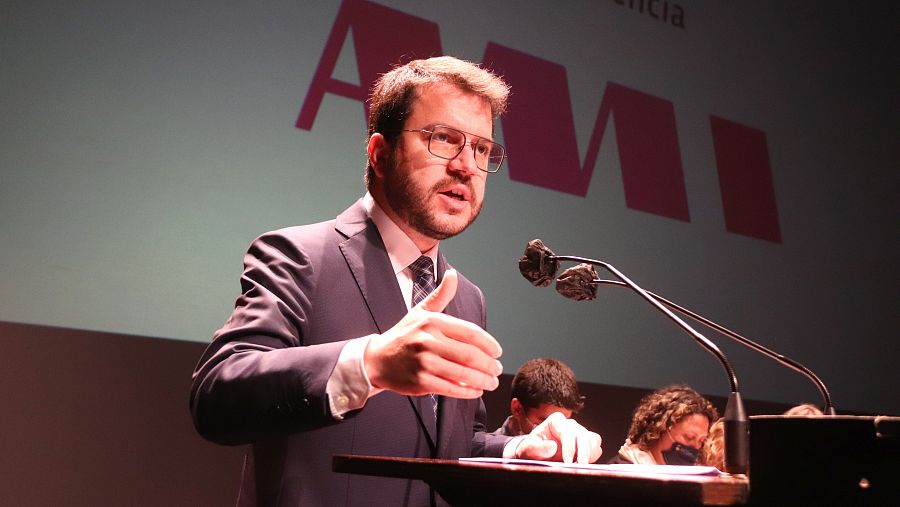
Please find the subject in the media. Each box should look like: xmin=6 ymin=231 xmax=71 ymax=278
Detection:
xmin=190 ymin=200 xmax=510 ymax=506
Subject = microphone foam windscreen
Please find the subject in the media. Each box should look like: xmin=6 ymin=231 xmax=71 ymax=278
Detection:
xmin=519 ymin=239 xmax=559 ymax=287
xmin=555 ymin=263 xmax=598 ymax=301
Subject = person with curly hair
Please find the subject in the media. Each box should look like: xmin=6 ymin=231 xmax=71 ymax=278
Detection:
xmin=783 ymin=403 xmax=823 ymax=416
xmin=700 ymin=417 xmax=725 ymax=469
xmin=607 ymin=384 xmax=719 ymax=466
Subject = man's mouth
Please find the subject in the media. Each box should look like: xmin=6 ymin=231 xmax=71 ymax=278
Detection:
xmin=437 ymin=182 xmax=472 ymax=202
xmin=440 ymin=189 xmax=467 ymax=201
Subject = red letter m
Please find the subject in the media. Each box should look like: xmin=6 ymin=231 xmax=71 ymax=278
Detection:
xmin=484 ymin=44 xmax=781 ymax=242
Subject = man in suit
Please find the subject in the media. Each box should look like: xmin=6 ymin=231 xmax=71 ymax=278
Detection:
xmin=190 ymin=56 xmax=602 ymax=506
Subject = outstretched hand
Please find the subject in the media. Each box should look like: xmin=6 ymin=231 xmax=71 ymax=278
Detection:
xmin=364 ymin=269 xmax=503 ymax=399
xmin=514 ymin=412 xmax=603 ymax=464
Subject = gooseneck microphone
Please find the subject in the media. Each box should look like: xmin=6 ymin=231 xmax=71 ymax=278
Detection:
xmin=556 ymin=263 xmax=836 ymax=415
xmin=519 ymin=240 xmax=749 ymax=475
xmin=518 ymin=239 xmax=559 ymax=287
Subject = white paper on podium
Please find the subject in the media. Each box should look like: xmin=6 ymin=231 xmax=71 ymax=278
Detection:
xmin=458 ymin=457 xmax=721 ymax=476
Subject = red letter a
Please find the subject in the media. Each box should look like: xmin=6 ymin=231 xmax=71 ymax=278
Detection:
xmin=296 ymin=0 xmax=442 ymax=130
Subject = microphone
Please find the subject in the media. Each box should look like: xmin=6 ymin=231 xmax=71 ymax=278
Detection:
xmin=554 ymin=265 xmax=836 ymax=415
xmin=522 ymin=240 xmax=749 ymax=475
xmin=555 ymin=263 xmax=597 ymax=301
xmin=518 ymin=239 xmax=559 ymax=287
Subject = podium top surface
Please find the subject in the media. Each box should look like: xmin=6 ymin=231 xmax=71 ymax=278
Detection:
xmin=333 ymin=454 xmax=749 ymax=506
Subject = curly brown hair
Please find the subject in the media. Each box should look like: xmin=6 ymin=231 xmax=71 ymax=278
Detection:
xmin=626 ymin=385 xmax=719 ymax=450
xmin=783 ymin=403 xmax=823 ymax=416
xmin=364 ymin=56 xmax=510 ymax=188
xmin=700 ymin=418 xmax=725 ymax=468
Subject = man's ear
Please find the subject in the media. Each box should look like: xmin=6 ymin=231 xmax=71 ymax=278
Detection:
xmin=510 ymin=398 xmax=523 ymax=417
xmin=367 ymin=133 xmax=390 ymax=178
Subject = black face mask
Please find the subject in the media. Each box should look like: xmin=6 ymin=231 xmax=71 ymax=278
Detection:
xmin=662 ymin=442 xmax=700 ymax=466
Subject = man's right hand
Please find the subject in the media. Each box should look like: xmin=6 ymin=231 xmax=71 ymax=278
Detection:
xmin=364 ymin=269 xmax=503 ymax=399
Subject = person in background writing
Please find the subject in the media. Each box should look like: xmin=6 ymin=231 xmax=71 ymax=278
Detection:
xmin=494 ymin=358 xmax=585 ymax=436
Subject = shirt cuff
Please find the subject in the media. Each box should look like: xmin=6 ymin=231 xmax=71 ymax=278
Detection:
xmin=502 ymin=435 xmax=527 ymax=459
xmin=325 ymin=335 xmax=384 ymax=419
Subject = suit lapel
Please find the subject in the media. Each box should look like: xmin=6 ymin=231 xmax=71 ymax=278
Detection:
xmin=336 ymin=201 xmax=407 ymax=334
xmin=336 ymin=201 xmax=440 ymax=450
xmin=435 ymin=252 xmax=462 ymax=457
xmin=337 ymin=206 xmax=473 ymax=457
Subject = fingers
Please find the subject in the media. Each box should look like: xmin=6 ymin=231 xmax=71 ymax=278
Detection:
xmin=529 ymin=413 xmax=603 ymax=464
xmin=575 ymin=429 xmax=598 ymax=464
xmin=364 ymin=268 xmax=505 ymax=397
xmin=414 ymin=370 xmax=488 ymax=399
xmin=418 ymin=343 xmax=502 ymax=392
xmin=426 ymin=324 xmax=503 ymax=373
xmin=417 ymin=312 xmax=502 ymax=361
xmin=543 ymin=413 xmax=576 ymax=463
xmin=384 ymin=322 xmax=501 ymax=393
xmin=417 ymin=269 xmax=502 ymax=358
xmin=365 ymin=317 xmax=502 ymax=395
xmin=514 ymin=436 xmax=557 ymax=461
xmin=581 ymin=431 xmax=603 ymax=464
xmin=418 ymin=268 xmax=458 ymax=313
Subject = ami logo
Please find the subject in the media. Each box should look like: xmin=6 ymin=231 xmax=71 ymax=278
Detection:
xmin=296 ymin=0 xmax=781 ymax=243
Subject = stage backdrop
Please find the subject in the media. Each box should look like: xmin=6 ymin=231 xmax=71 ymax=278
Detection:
xmin=2 ymin=0 xmax=898 ymax=416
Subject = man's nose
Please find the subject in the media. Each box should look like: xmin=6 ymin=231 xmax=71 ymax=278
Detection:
xmin=447 ymin=143 xmax=479 ymax=176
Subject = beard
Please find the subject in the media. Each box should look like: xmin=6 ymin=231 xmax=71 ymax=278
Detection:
xmin=382 ymin=152 xmax=483 ymax=241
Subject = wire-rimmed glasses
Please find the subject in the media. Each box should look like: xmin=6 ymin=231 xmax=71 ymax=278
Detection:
xmin=396 ymin=125 xmax=506 ymax=173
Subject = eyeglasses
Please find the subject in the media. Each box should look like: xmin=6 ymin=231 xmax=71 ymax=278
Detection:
xmin=395 ymin=125 xmax=506 ymax=173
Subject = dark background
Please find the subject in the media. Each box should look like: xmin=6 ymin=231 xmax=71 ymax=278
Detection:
xmin=0 ymin=321 xmax=795 ymax=506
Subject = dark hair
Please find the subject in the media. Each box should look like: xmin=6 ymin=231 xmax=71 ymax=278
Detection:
xmin=626 ymin=385 xmax=719 ymax=450
xmin=510 ymin=358 xmax=584 ymax=413
xmin=364 ymin=56 xmax=510 ymax=187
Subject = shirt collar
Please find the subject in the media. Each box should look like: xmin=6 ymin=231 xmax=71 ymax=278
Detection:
xmin=363 ymin=192 xmax=438 ymax=276
xmin=619 ymin=439 xmax=659 ymax=466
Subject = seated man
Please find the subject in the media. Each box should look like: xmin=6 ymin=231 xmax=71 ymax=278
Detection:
xmin=495 ymin=358 xmax=585 ymax=436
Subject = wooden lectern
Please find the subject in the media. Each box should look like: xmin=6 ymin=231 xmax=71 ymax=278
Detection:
xmin=333 ymin=454 xmax=749 ymax=506
xmin=748 ymin=415 xmax=900 ymax=506
xmin=335 ymin=415 xmax=900 ymax=505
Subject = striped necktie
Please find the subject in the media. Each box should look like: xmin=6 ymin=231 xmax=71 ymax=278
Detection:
xmin=409 ymin=256 xmax=438 ymax=416
xmin=410 ymin=256 xmax=436 ymax=307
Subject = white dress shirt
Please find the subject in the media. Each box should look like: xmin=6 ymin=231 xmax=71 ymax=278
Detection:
xmin=325 ymin=193 xmax=437 ymax=418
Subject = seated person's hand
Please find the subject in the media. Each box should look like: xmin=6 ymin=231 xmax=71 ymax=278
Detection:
xmin=514 ymin=412 xmax=602 ymax=464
